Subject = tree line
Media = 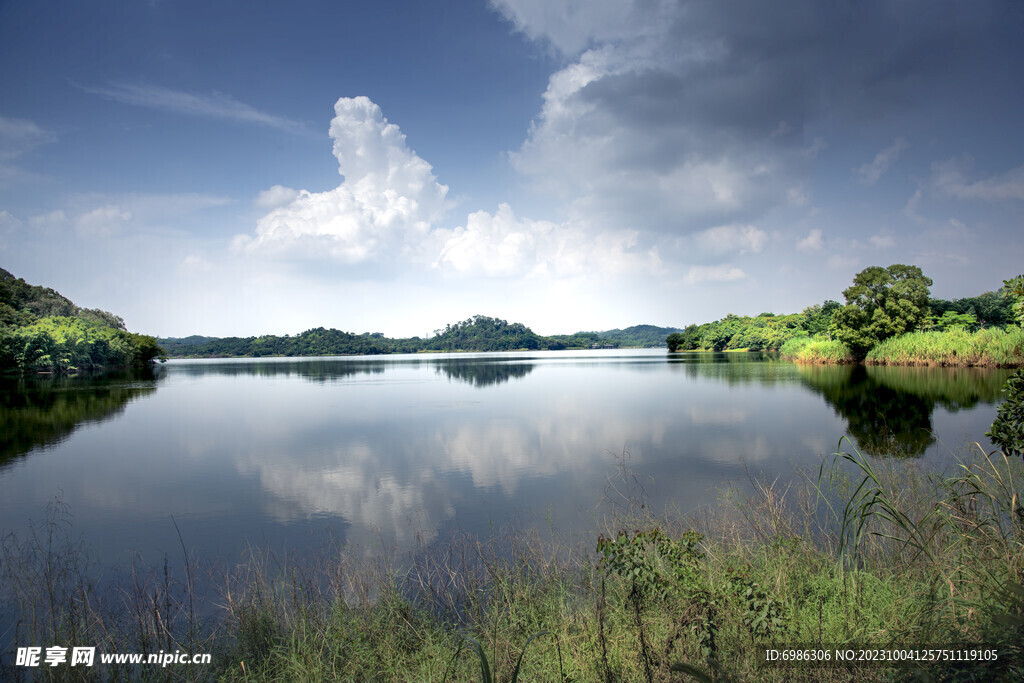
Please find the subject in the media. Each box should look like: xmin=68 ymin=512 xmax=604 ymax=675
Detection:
xmin=667 ymin=265 xmax=1017 ymax=355
xmin=159 ymin=317 xmax=684 ymax=358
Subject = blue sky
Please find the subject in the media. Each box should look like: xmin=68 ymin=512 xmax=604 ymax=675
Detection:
xmin=1 ymin=0 xmax=1023 ymax=338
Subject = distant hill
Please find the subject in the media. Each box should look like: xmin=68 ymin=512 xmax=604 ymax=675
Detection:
xmin=596 ymin=324 xmax=683 ymax=347
xmin=157 ymin=316 xmax=683 ymax=358
xmin=1 ymin=267 xmax=126 ymax=330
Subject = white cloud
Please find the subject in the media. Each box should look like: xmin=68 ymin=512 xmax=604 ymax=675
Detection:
xmin=180 ymin=254 xmax=213 ymax=272
xmin=490 ymin=0 xmax=666 ymax=56
xmin=869 ymin=234 xmax=895 ymax=249
xmin=0 ymin=116 xmax=56 ymax=159
xmin=255 ymin=185 xmax=299 ymax=210
xmin=0 ymin=116 xmax=55 ymax=186
xmin=931 ymin=157 xmax=1024 ymax=201
xmin=855 ymin=138 xmax=909 ymax=185
xmin=77 ymin=82 xmax=311 ymax=135
xmin=29 ymin=210 xmax=67 ymax=228
xmin=75 ymin=205 xmax=133 ymax=238
xmin=432 ymin=203 xmax=659 ymax=278
xmin=235 ymin=97 xmax=450 ymax=264
xmin=796 ymin=228 xmax=824 ymax=253
xmin=694 ymin=224 xmax=767 ymax=255
xmin=684 ymin=264 xmax=747 ymax=285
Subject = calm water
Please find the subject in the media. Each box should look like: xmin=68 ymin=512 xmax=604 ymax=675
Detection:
xmin=0 ymin=350 xmax=1013 ymax=572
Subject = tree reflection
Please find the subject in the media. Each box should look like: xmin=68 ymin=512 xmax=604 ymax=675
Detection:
xmin=166 ymin=357 xmax=535 ymax=387
xmin=434 ymin=360 xmax=534 ymax=387
xmin=0 ymin=370 xmax=160 ymax=466
xmin=796 ymin=364 xmax=1011 ymax=457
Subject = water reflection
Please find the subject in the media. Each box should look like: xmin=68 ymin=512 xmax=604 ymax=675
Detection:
xmin=163 ymin=356 xmax=535 ymax=387
xmin=796 ymin=364 xmax=1010 ymax=457
xmin=0 ymin=352 xmax=1012 ymax=577
xmin=0 ymin=371 xmax=160 ymax=467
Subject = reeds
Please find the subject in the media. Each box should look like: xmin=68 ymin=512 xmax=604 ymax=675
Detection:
xmin=866 ymin=325 xmax=1024 ymax=367
xmin=780 ymin=336 xmax=855 ymax=364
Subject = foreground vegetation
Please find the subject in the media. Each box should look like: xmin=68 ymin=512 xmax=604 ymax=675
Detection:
xmin=0 ymin=268 xmax=162 ymax=373
xmin=3 ymin=443 xmax=1022 ymax=681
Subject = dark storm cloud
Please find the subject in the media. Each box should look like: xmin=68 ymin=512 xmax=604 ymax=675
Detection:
xmin=503 ymin=0 xmax=1024 ymax=233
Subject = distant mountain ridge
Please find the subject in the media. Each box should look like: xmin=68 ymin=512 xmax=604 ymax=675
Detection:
xmin=157 ymin=316 xmax=684 ymax=358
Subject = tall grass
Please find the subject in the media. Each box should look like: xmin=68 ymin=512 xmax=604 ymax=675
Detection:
xmin=3 ymin=445 xmax=1022 ymax=681
xmin=780 ymin=336 xmax=855 ymax=364
xmin=866 ymin=325 xmax=1024 ymax=367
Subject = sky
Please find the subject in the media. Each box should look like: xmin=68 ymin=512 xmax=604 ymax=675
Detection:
xmin=1 ymin=0 xmax=1023 ymax=338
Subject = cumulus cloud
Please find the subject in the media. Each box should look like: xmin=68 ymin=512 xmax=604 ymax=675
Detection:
xmin=796 ymin=229 xmax=824 ymax=253
xmin=855 ymin=138 xmax=909 ymax=186
xmin=255 ymin=185 xmax=299 ymax=209
xmin=235 ymin=97 xmax=450 ymax=264
xmin=432 ymin=203 xmax=660 ymax=278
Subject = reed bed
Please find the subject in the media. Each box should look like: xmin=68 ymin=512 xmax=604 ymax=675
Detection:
xmin=866 ymin=326 xmax=1024 ymax=367
xmin=780 ymin=336 xmax=855 ymax=364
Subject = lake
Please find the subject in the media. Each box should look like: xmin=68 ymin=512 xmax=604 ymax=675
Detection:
xmin=0 ymin=350 xmax=1013 ymax=577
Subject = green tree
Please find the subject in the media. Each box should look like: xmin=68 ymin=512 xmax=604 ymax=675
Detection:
xmin=802 ymin=300 xmax=841 ymax=337
xmin=831 ymin=264 xmax=933 ymax=359
xmin=987 ymin=274 xmax=1024 ymax=456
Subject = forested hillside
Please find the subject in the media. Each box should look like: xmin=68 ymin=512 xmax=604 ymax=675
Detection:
xmin=0 ymin=267 xmax=162 ymax=372
xmin=159 ymin=316 xmax=680 ymax=358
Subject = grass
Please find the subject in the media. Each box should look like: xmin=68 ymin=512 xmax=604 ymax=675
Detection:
xmin=780 ymin=336 xmax=855 ymax=364
xmin=866 ymin=325 xmax=1024 ymax=367
xmin=3 ymin=445 xmax=1023 ymax=681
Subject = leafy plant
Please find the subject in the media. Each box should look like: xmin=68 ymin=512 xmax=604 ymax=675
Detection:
xmin=989 ymin=370 xmax=1024 ymax=457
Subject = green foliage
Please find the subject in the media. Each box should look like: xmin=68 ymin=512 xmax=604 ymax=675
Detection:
xmin=668 ymin=312 xmax=810 ymax=353
xmin=802 ymin=299 xmax=842 ymax=336
xmin=666 ymin=324 xmax=701 ymax=352
xmin=832 ymin=264 xmax=934 ymax=359
xmin=925 ymin=310 xmax=980 ymax=331
xmin=988 ymin=277 xmax=1024 ymax=457
xmin=865 ymin=325 xmax=1024 ymax=368
xmin=0 ymin=267 xmax=160 ymax=373
xmin=5 ymin=316 xmax=158 ymax=372
xmin=596 ymin=527 xmax=789 ymax=672
xmin=1004 ymin=275 xmax=1024 ymax=325
xmin=780 ymin=337 xmax=854 ymax=364
xmin=930 ymin=290 xmax=1014 ymax=329
xmin=988 ymin=370 xmax=1024 ymax=457
xmin=455 ymin=630 xmax=559 ymax=683
xmin=423 ymin=315 xmax=544 ymax=352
